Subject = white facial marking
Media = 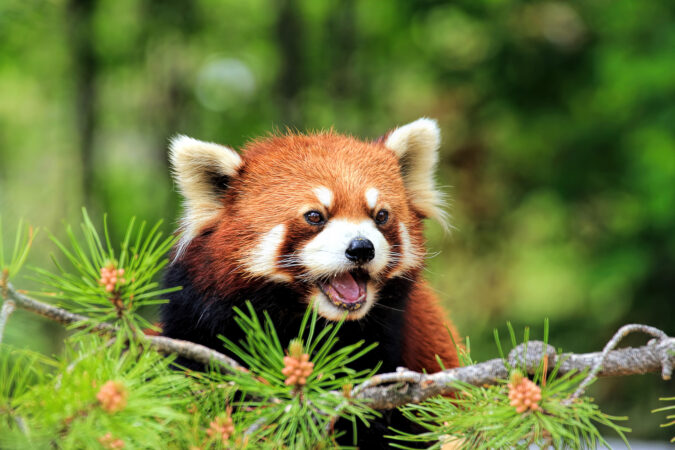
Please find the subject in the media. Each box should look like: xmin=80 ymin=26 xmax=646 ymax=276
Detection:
xmin=390 ymin=222 xmax=423 ymax=278
xmin=313 ymin=186 xmax=334 ymax=209
xmin=243 ymin=224 xmax=292 ymax=282
xmin=299 ymin=219 xmax=390 ymax=281
xmin=365 ymin=187 xmax=379 ymax=210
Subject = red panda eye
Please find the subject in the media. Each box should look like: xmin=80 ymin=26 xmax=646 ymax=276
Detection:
xmin=375 ymin=210 xmax=389 ymax=225
xmin=304 ymin=210 xmax=325 ymax=225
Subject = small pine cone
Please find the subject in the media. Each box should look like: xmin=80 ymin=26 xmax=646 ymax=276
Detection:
xmin=281 ymin=356 xmax=298 ymax=375
xmin=207 ymin=413 xmax=235 ymax=443
xmin=508 ymin=375 xmax=542 ymax=414
xmin=117 ymin=268 xmax=126 ymax=284
xmin=282 ymin=351 xmax=314 ymax=386
xmin=99 ymin=264 xmax=126 ymax=291
xmin=97 ymin=380 xmax=128 ymax=413
xmin=98 ymin=432 xmax=125 ymax=449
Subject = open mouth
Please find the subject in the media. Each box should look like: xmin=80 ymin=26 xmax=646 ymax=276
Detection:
xmin=317 ymin=270 xmax=369 ymax=311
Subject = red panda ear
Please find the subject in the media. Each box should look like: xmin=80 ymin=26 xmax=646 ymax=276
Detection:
xmin=383 ymin=118 xmax=448 ymax=228
xmin=169 ymin=135 xmax=243 ymax=256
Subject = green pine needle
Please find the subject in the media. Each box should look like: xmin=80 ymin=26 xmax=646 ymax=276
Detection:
xmin=652 ymin=396 xmax=675 ymax=443
xmin=0 ymin=214 xmax=667 ymax=447
xmin=1 ymin=337 xmax=193 ymax=449
xmin=389 ymin=323 xmax=631 ymax=449
xmin=210 ymin=302 xmax=379 ymax=447
xmin=30 ymin=209 xmax=178 ymax=337
xmin=0 ymin=217 xmax=38 ymax=283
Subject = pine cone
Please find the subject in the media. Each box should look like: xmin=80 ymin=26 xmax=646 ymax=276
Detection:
xmin=508 ymin=374 xmax=542 ymax=414
xmin=207 ymin=412 xmax=235 ymax=443
xmin=99 ymin=264 xmax=126 ymax=293
xmin=281 ymin=340 xmax=314 ymax=386
xmin=97 ymin=380 xmax=128 ymax=413
xmin=98 ymin=432 xmax=125 ymax=449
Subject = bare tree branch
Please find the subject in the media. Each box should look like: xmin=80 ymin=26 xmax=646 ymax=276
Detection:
xmin=566 ymin=324 xmax=670 ymax=402
xmin=5 ymin=282 xmax=673 ymax=411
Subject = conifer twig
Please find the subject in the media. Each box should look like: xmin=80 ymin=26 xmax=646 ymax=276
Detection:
xmin=5 ymin=283 xmax=245 ymax=373
xmin=0 ymin=299 xmax=16 ymax=345
xmin=565 ymin=324 xmax=671 ymax=403
xmin=5 ymin=282 xmax=673 ymax=410
xmin=54 ymin=337 xmax=118 ymax=390
xmin=244 ymin=417 xmax=267 ymax=436
xmin=0 ymin=267 xmax=15 ymax=344
xmin=7 ymin=285 xmax=116 ymax=333
xmin=352 ymin=334 xmax=674 ymax=409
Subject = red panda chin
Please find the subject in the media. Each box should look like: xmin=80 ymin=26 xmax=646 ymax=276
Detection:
xmin=317 ymin=270 xmax=369 ymax=312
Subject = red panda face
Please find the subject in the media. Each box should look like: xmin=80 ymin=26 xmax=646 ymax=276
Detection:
xmin=169 ymin=118 xmax=446 ymax=321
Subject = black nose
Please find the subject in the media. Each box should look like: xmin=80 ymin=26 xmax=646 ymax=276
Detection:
xmin=345 ymin=238 xmax=375 ymax=264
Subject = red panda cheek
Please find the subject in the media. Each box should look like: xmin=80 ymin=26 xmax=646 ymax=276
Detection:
xmin=387 ymin=221 xmax=424 ymax=279
xmin=276 ymin=224 xmax=321 ymax=279
xmin=238 ymin=224 xmax=293 ymax=283
xmin=378 ymin=221 xmax=401 ymax=277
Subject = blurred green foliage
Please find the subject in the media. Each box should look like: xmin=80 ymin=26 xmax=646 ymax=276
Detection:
xmin=0 ymin=0 xmax=673 ymax=441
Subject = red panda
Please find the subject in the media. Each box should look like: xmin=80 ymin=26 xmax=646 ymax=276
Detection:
xmin=161 ymin=118 xmax=460 ymax=445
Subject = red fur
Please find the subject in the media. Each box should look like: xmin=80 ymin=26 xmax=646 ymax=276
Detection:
xmin=143 ymin=326 xmax=162 ymax=337
xmin=402 ymin=283 xmax=460 ymax=372
xmin=171 ymin=130 xmax=460 ymax=373
xmin=183 ymin=132 xmax=423 ymax=291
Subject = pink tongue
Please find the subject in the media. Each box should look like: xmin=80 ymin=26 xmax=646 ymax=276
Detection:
xmin=330 ymin=272 xmax=362 ymax=303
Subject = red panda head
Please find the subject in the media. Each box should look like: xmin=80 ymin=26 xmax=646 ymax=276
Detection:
xmin=170 ymin=118 xmax=446 ymax=321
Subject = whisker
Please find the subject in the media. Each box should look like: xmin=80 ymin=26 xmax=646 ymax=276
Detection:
xmin=373 ymin=303 xmax=405 ymax=313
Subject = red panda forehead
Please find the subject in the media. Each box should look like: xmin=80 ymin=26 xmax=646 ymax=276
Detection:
xmin=236 ymin=133 xmax=408 ymax=218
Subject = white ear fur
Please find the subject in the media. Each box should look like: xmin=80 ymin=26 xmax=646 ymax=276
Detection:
xmin=169 ymin=135 xmax=243 ymax=258
xmin=384 ymin=118 xmax=448 ymax=227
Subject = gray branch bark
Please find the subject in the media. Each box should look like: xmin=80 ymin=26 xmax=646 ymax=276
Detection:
xmin=0 ymin=299 xmax=16 ymax=344
xmin=4 ymin=283 xmax=244 ymax=373
xmin=352 ymin=337 xmax=673 ymax=410
xmin=5 ymin=283 xmax=673 ymax=411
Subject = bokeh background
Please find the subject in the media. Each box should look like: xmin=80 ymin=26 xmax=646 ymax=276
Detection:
xmin=1 ymin=0 xmax=673 ymax=442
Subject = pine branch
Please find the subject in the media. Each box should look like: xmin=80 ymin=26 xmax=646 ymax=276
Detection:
xmin=353 ymin=332 xmax=674 ymax=410
xmin=4 ymin=283 xmax=245 ymax=373
xmin=566 ymin=324 xmax=670 ymax=403
xmin=5 ymin=284 xmax=115 ymax=333
xmin=0 ymin=299 xmax=15 ymax=345
xmin=5 ymin=282 xmax=673 ymax=411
